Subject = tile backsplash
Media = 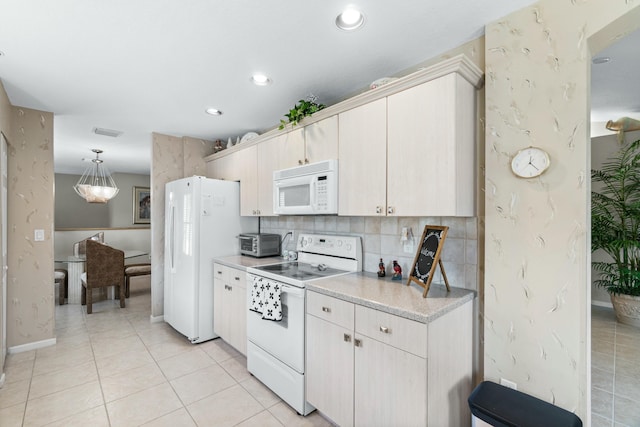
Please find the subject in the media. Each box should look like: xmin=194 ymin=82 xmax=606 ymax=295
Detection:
xmin=260 ymin=216 xmax=478 ymax=291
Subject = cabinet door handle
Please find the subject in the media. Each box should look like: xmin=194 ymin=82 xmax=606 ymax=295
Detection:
xmin=379 ymin=326 xmax=390 ymax=334
xmin=298 ymin=159 xmax=303 ymax=165
xmin=343 ymin=333 xmax=351 ymax=343
xmin=257 ymin=210 xmax=261 ymax=215
xmin=387 ymin=206 xmax=394 ymax=214
xmin=375 ymin=206 xmax=382 ymax=214
xmin=322 ymin=306 xmax=331 ymax=313
xmin=234 ymin=276 xmax=240 ymax=281
xmin=304 ymin=158 xmax=309 ymax=164
xmin=354 ymin=338 xmax=362 ymax=347
xmin=216 ymin=270 xmax=223 ymax=275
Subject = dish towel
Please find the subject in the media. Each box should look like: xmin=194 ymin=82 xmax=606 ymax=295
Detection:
xmin=250 ymin=276 xmax=283 ymax=321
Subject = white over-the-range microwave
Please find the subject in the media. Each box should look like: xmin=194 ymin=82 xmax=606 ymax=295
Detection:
xmin=273 ymin=159 xmax=338 ymax=215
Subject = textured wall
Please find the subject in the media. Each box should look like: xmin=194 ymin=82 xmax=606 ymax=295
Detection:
xmin=150 ymin=133 xmax=214 ymax=318
xmin=7 ymin=107 xmax=55 ymax=347
xmin=0 ymin=81 xmax=12 ymax=376
xmin=484 ymin=0 xmax=640 ymax=420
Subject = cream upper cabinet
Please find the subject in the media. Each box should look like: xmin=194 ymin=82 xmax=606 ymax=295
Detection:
xmin=256 ymin=135 xmax=285 ymax=217
xmin=236 ymin=145 xmax=259 ymax=216
xmin=386 ymin=73 xmax=475 ymax=216
xmin=277 ymin=128 xmax=305 ymax=170
xmin=303 ymin=116 xmax=338 ymax=165
xmin=207 ymin=150 xmax=236 ymax=181
xmin=338 ymin=99 xmax=387 ymax=216
xmin=204 ymin=56 xmax=480 ymax=217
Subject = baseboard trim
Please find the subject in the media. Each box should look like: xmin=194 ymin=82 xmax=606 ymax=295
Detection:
xmin=8 ymin=337 xmax=57 ymax=354
xmin=591 ymin=300 xmax=613 ymax=309
xmin=150 ymin=314 xmax=164 ymax=324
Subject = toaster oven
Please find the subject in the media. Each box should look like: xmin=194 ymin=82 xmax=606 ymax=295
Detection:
xmin=239 ymin=233 xmax=281 ymax=257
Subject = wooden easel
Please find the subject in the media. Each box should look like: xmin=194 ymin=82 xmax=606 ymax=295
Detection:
xmin=407 ymin=225 xmax=450 ymax=298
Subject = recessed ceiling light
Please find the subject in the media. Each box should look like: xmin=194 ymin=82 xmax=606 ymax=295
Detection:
xmin=336 ymin=8 xmax=365 ymax=31
xmin=592 ymin=56 xmax=611 ymax=65
xmin=205 ymin=108 xmax=223 ymax=116
xmin=251 ymin=74 xmax=272 ymax=86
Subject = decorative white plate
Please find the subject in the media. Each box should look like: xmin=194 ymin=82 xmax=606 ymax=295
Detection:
xmin=240 ymin=132 xmax=259 ymax=143
xmin=370 ymin=77 xmax=398 ymax=89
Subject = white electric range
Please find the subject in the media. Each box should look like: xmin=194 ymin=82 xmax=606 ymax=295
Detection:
xmin=246 ymin=233 xmax=362 ymax=415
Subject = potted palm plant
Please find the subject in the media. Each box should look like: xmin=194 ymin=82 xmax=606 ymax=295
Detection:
xmin=592 ymin=138 xmax=640 ymax=326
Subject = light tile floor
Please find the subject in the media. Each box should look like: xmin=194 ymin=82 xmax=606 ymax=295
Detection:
xmin=0 ymin=289 xmax=334 ymax=427
xmin=591 ymin=305 xmax=640 ymax=427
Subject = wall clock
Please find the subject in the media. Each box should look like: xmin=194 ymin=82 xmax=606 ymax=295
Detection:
xmin=510 ymin=146 xmax=551 ymax=178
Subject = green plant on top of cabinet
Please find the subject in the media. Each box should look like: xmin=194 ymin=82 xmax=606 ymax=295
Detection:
xmin=213 ymin=263 xmax=247 ymax=355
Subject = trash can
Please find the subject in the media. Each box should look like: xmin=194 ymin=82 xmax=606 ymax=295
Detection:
xmin=468 ymin=381 xmax=582 ymax=427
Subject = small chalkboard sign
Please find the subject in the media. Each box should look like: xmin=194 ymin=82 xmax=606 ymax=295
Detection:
xmin=407 ymin=225 xmax=450 ymax=297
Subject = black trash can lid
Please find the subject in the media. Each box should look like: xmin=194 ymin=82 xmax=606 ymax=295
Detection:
xmin=468 ymin=381 xmax=582 ymax=427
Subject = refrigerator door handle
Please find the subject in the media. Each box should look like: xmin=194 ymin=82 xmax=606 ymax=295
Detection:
xmin=170 ymin=205 xmax=176 ymax=272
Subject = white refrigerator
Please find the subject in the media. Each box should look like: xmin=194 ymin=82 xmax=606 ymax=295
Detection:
xmin=164 ymin=176 xmax=257 ymax=343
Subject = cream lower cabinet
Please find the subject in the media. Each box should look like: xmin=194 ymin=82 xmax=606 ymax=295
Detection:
xmin=306 ymin=292 xmax=355 ymax=427
xmin=213 ymin=263 xmax=247 ymax=355
xmin=306 ymin=290 xmax=472 ymax=426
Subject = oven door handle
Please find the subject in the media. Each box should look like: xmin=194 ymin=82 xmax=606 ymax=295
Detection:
xmin=280 ymin=284 xmax=305 ymax=298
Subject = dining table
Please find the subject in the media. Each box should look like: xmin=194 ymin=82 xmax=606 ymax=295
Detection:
xmin=55 ymin=250 xmax=148 ymax=304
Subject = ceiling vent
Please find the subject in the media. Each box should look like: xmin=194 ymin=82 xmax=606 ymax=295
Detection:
xmin=93 ymin=127 xmax=123 ymax=138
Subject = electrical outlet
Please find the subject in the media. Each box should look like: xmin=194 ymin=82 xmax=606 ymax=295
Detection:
xmin=500 ymin=378 xmax=517 ymax=390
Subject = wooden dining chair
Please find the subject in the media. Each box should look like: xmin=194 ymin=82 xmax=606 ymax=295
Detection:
xmin=81 ymin=239 xmax=125 ymax=314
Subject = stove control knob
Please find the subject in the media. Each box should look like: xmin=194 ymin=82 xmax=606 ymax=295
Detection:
xmin=346 ymin=243 xmax=352 ymax=251
xmin=337 ymin=240 xmax=343 ymax=247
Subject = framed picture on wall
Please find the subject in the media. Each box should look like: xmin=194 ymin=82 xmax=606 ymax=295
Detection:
xmin=133 ymin=186 xmax=151 ymax=224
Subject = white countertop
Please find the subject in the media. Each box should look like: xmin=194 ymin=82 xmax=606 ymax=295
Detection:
xmin=306 ymin=272 xmax=475 ymax=324
xmin=213 ymin=254 xmax=285 ymax=270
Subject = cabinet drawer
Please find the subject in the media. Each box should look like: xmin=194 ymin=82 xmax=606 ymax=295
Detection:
xmin=227 ymin=267 xmax=246 ymax=289
xmin=213 ymin=263 xmax=229 ymax=282
xmin=307 ymin=291 xmax=354 ymax=330
xmin=355 ymin=305 xmax=427 ymax=358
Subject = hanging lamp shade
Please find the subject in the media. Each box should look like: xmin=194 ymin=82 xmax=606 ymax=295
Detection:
xmin=74 ymin=149 xmax=119 ymax=203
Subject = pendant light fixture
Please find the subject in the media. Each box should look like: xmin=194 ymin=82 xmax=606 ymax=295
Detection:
xmin=74 ymin=149 xmax=119 ymax=203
